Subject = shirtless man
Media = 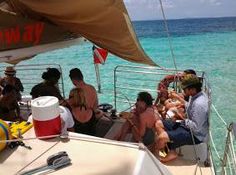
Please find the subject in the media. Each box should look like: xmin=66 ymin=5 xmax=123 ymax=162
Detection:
xmin=69 ymin=68 xmax=98 ymax=111
xmin=115 ymin=92 xmax=161 ymax=151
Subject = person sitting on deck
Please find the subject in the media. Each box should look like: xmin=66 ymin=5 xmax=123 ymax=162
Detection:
xmin=155 ymin=69 xmax=196 ymax=105
xmin=68 ymin=87 xmax=100 ymax=136
xmin=114 ymin=91 xmax=161 ymax=151
xmin=69 ymin=68 xmax=102 ymax=118
xmin=162 ymin=95 xmax=185 ymax=120
xmin=155 ymin=74 xmax=209 ymax=162
xmin=30 ymin=68 xmax=64 ymax=102
xmin=0 ymin=66 xmax=24 ymax=101
xmin=0 ymin=85 xmax=21 ymax=121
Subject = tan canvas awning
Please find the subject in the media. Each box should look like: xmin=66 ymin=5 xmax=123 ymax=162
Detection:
xmin=0 ymin=10 xmax=78 ymax=51
xmin=1 ymin=0 xmax=157 ymax=66
xmin=0 ymin=9 xmax=80 ymax=64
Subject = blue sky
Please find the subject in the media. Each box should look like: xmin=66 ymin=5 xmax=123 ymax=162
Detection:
xmin=124 ymin=0 xmax=236 ymax=20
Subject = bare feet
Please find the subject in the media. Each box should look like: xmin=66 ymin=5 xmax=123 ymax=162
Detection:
xmin=159 ymin=150 xmax=178 ymax=163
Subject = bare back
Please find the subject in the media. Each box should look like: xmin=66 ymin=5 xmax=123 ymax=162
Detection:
xmin=79 ymin=83 xmax=98 ymax=110
xmin=140 ymin=107 xmax=160 ymax=129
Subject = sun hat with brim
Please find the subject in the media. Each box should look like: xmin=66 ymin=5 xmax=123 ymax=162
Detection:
xmin=4 ymin=66 xmax=16 ymax=75
xmin=181 ymin=74 xmax=200 ymax=89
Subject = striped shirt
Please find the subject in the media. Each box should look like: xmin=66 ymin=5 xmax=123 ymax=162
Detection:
xmin=184 ymin=92 xmax=209 ymax=142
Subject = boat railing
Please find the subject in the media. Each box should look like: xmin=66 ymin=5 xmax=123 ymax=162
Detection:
xmin=113 ymin=65 xmax=218 ymax=174
xmin=210 ymin=105 xmax=236 ymax=175
xmin=0 ymin=64 xmax=65 ymax=98
xmin=113 ymin=65 xmax=208 ymax=112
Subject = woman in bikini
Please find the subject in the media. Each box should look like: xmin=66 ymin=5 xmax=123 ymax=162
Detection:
xmin=68 ymin=88 xmax=97 ymax=136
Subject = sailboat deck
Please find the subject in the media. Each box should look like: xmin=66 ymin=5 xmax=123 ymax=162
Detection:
xmin=164 ymin=157 xmax=212 ymax=175
xmin=105 ymin=119 xmax=214 ymax=175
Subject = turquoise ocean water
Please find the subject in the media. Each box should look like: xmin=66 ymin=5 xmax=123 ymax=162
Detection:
xmin=4 ymin=17 xmax=235 ymax=170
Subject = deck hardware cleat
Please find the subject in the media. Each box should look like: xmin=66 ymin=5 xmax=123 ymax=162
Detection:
xmin=19 ymin=151 xmax=71 ymax=175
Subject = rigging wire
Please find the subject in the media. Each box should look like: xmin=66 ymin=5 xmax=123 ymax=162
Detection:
xmin=16 ymin=140 xmax=60 ymax=174
xmin=209 ymin=131 xmax=222 ymax=161
xmin=185 ymin=96 xmax=203 ymax=175
xmin=158 ymin=0 xmax=178 ymax=71
xmin=212 ymin=104 xmax=227 ymax=126
xmin=229 ymin=132 xmax=236 ymax=170
xmin=209 ymin=120 xmax=236 ymax=174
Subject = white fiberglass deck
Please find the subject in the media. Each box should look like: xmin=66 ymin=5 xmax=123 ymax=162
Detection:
xmin=0 ymin=128 xmax=171 ymax=175
xmin=164 ymin=157 xmax=213 ymax=175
